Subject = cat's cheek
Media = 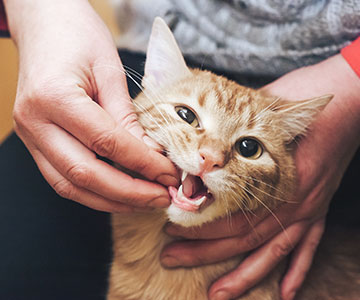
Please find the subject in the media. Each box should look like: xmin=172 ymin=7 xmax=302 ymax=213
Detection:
xmin=166 ymin=203 xmax=223 ymax=227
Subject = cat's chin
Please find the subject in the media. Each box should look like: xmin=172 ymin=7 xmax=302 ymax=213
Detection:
xmin=166 ymin=202 xmax=221 ymax=228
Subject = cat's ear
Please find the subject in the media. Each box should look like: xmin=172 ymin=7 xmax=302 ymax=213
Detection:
xmin=142 ymin=17 xmax=192 ymax=89
xmin=273 ymin=94 xmax=333 ymax=141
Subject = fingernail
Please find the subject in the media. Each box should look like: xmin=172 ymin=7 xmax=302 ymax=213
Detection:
xmin=156 ymin=174 xmax=179 ymax=187
xmin=149 ymin=196 xmax=170 ymax=208
xmin=161 ymin=255 xmax=181 ymax=268
xmin=210 ymin=290 xmax=230 ymax=300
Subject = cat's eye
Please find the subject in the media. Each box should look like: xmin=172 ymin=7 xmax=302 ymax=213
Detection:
xmin=175 ymin=106 xmax=199 ymax=127
xmin=236 ymin=138 xmax=263 ymax=159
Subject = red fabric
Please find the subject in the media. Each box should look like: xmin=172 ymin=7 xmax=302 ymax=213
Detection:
xmin=341 ymin=37 xmax=360 ymax=78
xmin=0 ymin=0 xmax=9 ymax=37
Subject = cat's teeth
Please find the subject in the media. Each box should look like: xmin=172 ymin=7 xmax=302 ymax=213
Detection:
xmin=194 ymin=196 xmax=206 ymax=206
xmin=177 ymin=184 xmax=184 ymax=198
xmin=181 ymin=171 xmax=188 ymax=182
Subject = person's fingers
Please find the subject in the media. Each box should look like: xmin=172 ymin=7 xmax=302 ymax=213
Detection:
xmin=280 ymin=219 xmax=325 ymax=300
xmin=162 ymin=210 xmax=296 ymax=267
xmin=24 ymin=122 xmax=171 ymax=208
xmin=166 ymin=200 xmax=302 ymax=240
xmin=208 ymin=221 xmax=309 ymax=300
xmin=40 ymin=90 xmax=178 ymax=186
xmin=165 ymin=209 xmax=269 ymax=239
xmin=25 ymin=142 xmax=150 ymax=213
xmin=161 ymin=238 xmax=244 ymax=268
xmin=91 ymin=57 xmax=155 ymax=146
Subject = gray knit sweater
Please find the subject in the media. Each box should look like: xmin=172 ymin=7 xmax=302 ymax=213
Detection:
xmin=111 ymin=0 xmax=360 ymax=77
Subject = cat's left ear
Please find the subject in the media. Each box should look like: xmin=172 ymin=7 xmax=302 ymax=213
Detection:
xmin=142 ymin=17 xmax=192 ymax=90
xmin=273 ymin=94 xmax=333 ymax=141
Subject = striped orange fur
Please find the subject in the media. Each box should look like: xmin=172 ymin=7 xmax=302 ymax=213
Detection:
xmin=108 ymin=18 xmax=360 ymax=300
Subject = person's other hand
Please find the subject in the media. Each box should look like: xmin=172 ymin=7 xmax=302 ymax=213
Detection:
xmin=161 ymin=54 xmax=360 ymax=300
xmin=5 ymin=0 xmax=178 ymax=212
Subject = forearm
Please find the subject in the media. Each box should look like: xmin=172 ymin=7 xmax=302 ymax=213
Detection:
xmin=266 ymin=54 xmax=360 ymax=151
xmin=3 ymin=0 xmax=118 ymax=96
xmin=313 ymin=54 xmax=360 ymax=174
xmin=4 ymin=0 xmax=90 ymax=35
xmin=3 ymin=0 xmax=104 ymax=59
xmin=263 ymin=53 xmax=360 ymax=192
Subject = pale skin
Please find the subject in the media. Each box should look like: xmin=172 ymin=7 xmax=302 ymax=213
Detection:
xmin=4 ymin=0 xmax=179 ymax=213
xmin=4 ymin=1 xmax=360 ymax=300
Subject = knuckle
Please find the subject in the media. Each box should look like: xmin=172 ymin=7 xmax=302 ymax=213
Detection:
xmin=181 ymin=251 xmax=208 ymax=267
xmin=12 ymin=101 xmax=32 ymax=130
xmin=192 ymin=254 xmax=209 ymax=266
xmin=66 ymin=163 xmax=93 ymax=188
xmin=52 ymin=178 xmax=76 ymax=200
xmin=236 ymin=274 xmax=253 ymax=290
xmin=244 ymin=232 xmax=263 ymax=250
xmin=272 ymin=242 xmax=293 ymax=259
xmin=13 ymin=80 xmax=65 ymax=128
xmin=90 ymin=131 xmax=118 ymax=158
xmin=130 ymin=148 xmax=152 ymax=175
xmin=307 ymin=238 xmax=321 ymax=253
xmin=185 ymin=227 xmax=201 ymax=239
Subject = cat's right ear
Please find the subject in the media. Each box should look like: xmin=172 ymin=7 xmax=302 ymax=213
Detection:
xmin=273 ymin=94 xmax=333 ymax=141
xmin=142 ymin=17 xmax=192 ymax=90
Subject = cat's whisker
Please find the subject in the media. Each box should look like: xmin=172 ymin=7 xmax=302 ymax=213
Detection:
xmin=236 ymin=173 xmax=287 ymax=196
xmin=259 ymin=123 xmax=294 ymax=141
xmin=89 ymin=63 xmax=175 ymax=130
xmin=132 ymin=101 xmax=168 ymax=133
xmin=131 ymin=102 xmax=171 ymax=144
xmin=224 ymin=180 xmax=258 ymax=216
xmin=252 ymin=97 xmax=281 ymax=122
xmin=122 ymin=66 xmax=178 ymax=130
xmin=222 ymin=186 xmax=261 ymax=238
xmin=240 ymin=185 xmax=293 ymax=248
xmin=124 ymin=69 xmax=174 ymax=127
xmin=236 ymin=174 xmax=299 ymax=204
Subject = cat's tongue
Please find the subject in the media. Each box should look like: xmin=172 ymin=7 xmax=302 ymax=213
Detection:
xmin=182 ymin=173 xmax=203 ymax=198
xmin=168 ymin=172 xmax=213 ymax=212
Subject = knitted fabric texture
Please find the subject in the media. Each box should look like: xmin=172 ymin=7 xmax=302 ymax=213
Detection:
xmin=112 ymin=0 xmax=360 ymax=77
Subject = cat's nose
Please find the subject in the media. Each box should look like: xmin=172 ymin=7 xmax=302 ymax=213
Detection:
xmin=198 ymin=147 xmax=225 ymax=175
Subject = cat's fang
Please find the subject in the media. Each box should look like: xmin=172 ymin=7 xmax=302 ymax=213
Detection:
xmin=168 ymin=186 xmax=210 ymax=212
xmin=181 ymin=171 xmax=188 ymax=182
xmin=193 ymin=195 xmax=207 ymax=206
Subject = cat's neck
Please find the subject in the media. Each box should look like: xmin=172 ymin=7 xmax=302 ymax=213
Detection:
xmin=111 ymin=210 xmax=171 ymax=265
xmin=109 ymin=210 xmax=245 ymax=300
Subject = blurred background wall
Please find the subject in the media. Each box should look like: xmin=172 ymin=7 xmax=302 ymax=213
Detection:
xmin=0 ymin=0 xmax=119 ymax=143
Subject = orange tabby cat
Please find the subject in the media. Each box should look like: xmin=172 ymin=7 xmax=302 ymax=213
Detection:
xmin=107 ymin=18 xmax=360 ymax=300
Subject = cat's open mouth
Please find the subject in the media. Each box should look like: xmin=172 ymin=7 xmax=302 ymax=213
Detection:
xmin=168 ymin=171 xmax=214 ymax=213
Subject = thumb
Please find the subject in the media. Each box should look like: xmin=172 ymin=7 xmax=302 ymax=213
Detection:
xmin=92 ymin=57 xmax=161 ymax=151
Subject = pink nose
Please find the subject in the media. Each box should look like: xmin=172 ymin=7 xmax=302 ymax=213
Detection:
xmin=198 ymin=147 xmax=225 ymax=174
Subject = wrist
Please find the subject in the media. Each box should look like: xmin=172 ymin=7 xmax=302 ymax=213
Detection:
xmin=3 ymin=0 xmax=92 ymax=46
xmin=264 ymin=53 xmax=360 ymax=169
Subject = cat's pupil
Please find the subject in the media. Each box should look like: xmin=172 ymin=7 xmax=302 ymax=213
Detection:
xmin=177 ymin=107 xmax=195 ymax=123
xmin=175 ymin=106 xmax=198 ymax=127
xmin=237 ymin=138 xmax=262 ymax=158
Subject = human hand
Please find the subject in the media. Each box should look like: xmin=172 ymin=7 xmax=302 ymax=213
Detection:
xmin=161 ymin=54 xmax=360 ymax=300
xmin=5 ymin=0 xmax=178 ymax=212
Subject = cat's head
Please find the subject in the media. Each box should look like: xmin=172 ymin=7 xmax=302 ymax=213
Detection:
xmin=134 ymin=17 xmax=331 ymax=227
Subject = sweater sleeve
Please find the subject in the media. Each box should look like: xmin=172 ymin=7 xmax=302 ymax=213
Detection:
xmin=0 ymin=0 xmax=9 ymax=37
xmin=341 ymin=37 xmax=360 ymax=78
